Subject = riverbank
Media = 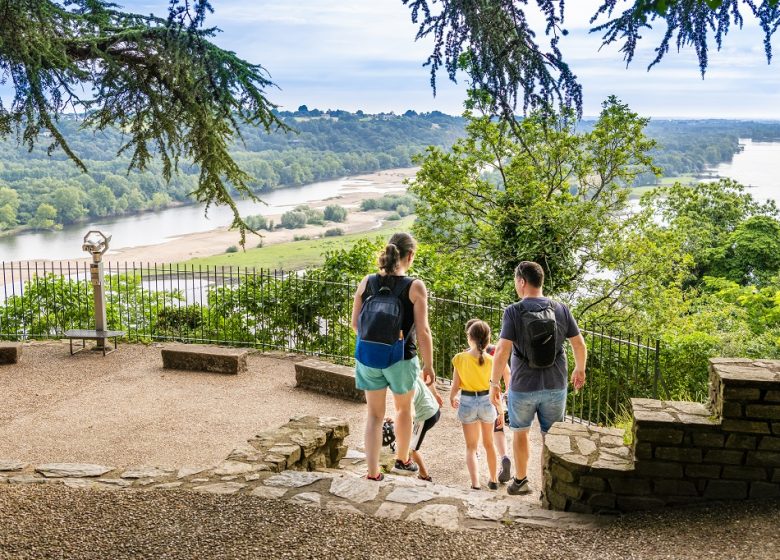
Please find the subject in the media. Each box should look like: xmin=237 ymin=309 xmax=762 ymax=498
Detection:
xmin=1 ymin=167 xmax=418 ymax=276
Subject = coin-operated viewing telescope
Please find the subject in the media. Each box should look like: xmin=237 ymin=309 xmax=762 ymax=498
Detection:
xmin=82 ymin=230 xmax=111 ymax=351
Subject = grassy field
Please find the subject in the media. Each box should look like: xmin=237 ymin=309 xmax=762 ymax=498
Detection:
xmin=183 ymin=216 xmax=415 ymax=269
xmin=629 ymin=174 xmax=700 ymax=198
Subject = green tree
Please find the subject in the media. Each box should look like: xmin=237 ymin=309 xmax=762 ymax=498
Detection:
xmin=86 ymin=185 xmax=117 ymax=218
xmin=29 ymin=203 xmax=58 ymax=230
xmin=710 ymin=216 xmax=780 ymax=286
xmin=49 ymin=186 xmax=86 ymax=224
xmin=0 ymin=0 xmax=287 ymax=243
xmin=411 ymin=96 xmax=658 ymax=296
xmin=0 ymin=186 xmax=19 ymax=229
xmin=645 ymin=180 xmax=778 ymax=282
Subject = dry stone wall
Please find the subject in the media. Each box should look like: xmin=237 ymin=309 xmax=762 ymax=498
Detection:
xmin=543 ymin=359 xmax=780 ymax=513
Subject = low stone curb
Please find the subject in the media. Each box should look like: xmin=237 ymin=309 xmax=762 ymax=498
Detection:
xmin=0 ymin=414 xmax=606 ymax=532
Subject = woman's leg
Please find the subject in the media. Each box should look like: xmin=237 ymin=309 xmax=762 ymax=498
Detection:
xmin=462 ymin=422 xmax=481 ymax=488
xmin=364 ymin=388 xmax=387 ymax=477
xmin=410 ymin=450 xmax=428 ymax=478
xmin=480 ymin=422 xmax=498 ymax=483
xmin=392 ymin=389 xmax=415 ymax=463
xmin=493 ymin=428 xmax=507 ymax=458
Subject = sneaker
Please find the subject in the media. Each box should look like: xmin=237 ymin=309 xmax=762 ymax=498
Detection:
xmin=498 ymin=455 xmax=512 ymax=483
xmin=507 ymin=477 xmax=531 ymax=495
xmin=392 ymin=458 xmax=419 ymax=475
xmin=418 ymin=474 xmax=432 ymax=482
xmin=365 ymin=473 xmax=384 ymax=482
xmin=488 ymin=481 xmax=499 ymax=490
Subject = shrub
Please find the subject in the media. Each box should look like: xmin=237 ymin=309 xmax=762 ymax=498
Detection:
xmin=360 ymin=199 xmax=377 ymax=211
xmin=324 ymin=204 xmax=348 ymax=222
xmin=395 ymin=204 xmax=411 ymax=217
xmin=324 ymin=228 xmax=344 ymax=237
xmin=386 ymin=212 xmax=401 ymax=221
xmin=245 ymin=214 xmax=268 ymax=231
xmin=293 ymin=205 xmax=325 ymax=225
xmin=293 ymin=234 xmax=311 ymax=241
xmin=225 ymin=245 xmax=239 ymax=253
xmin=281 ymin=210 xmax=307 ymax=229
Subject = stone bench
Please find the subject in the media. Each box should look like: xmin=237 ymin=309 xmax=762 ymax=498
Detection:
xmin=295 ymin=359 xmax=365 ymax=403
xmin=0 ymin=342 xmax=21 ymax=365
xmin=161 ymin=344 xmax=248 ymax=374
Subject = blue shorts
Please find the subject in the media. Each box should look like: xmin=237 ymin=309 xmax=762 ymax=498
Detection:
xmin=355 ymin=356 xmax=419 ymax=395
xmin=507 ymin=388 xmax=567 ymax=433
xmin=457 ymin=394 xmax=497 ymax=424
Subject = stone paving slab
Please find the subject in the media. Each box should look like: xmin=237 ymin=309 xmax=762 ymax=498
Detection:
xmin=0 ymin=461 xmax=608 ymax=531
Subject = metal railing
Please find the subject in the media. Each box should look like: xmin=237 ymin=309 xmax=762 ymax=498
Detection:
xmin=0 ymin=261 xmax=663 ymax=425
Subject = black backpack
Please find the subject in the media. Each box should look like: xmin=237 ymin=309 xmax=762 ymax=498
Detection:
xmin=516 ymin=299 xmax=559 ymax=369
xmin=354 ymin=275 xmax=413 ymax=368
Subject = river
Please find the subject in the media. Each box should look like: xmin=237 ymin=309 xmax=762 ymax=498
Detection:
xmin=709 ymin=139 xmax=780 ymax=204
xmin=0 ymin=174 xmax=405 ymax=262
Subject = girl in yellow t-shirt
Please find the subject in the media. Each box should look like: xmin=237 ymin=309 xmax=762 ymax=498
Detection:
xmin=450 ymin=319 xmax=500 ymax=490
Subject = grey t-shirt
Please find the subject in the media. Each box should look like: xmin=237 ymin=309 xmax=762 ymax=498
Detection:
xmin=498 ymin=297 xmax=580 ymax=393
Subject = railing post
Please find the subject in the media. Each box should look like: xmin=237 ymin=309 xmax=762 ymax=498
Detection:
xmin=653 ymin=338 xmax=661 ymax=399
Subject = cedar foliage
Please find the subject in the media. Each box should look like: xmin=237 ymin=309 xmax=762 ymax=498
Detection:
xmin=0 ymin=0 xmax=287 ymax=244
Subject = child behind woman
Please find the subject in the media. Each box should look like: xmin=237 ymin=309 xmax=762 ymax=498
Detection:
xmin=450 ymin=319 xmax=500 ymax=490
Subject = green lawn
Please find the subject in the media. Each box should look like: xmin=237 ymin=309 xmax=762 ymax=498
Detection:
xmin=629 ymin=174 xmax=700 ymax=198
xmin=183 ymin=216 xmax=415 ymax=269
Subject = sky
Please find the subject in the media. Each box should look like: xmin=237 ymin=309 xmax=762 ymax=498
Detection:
xmin=20 ymin=1 xmax=780 ymax=118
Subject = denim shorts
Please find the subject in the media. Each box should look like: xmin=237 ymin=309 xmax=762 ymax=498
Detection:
xmin=507 ymin=388 xmax=567 ymax=433
xmin=457 ymin=393 xmax=497 ymax=424
xmin=355 ymin=356 xmax=419 ymax=395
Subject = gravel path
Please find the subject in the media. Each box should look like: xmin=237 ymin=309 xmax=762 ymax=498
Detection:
xmin=0 ymin=342 xmax=542 ymax=492
xmin=0 ymin=486 xmax=778 ymax=559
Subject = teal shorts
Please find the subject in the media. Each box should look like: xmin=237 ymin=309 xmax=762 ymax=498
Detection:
xmin=355 ymin=356 xmax=420 ymax=395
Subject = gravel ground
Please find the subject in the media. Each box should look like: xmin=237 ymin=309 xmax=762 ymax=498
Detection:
xmin=0 ymin=485 xmax=778 ymax=560
xmin=0 ymin=342 xmax=542 ymax=490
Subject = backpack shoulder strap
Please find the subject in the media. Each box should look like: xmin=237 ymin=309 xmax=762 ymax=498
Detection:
xmin=366 ymin=274 xmax=383 ymax=296
xmin=390 ymin=276 xmax=414 ymax=298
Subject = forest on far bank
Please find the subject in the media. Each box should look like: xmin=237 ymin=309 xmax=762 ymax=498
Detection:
xmin=1 ymin=108 xmax=779 ymax=233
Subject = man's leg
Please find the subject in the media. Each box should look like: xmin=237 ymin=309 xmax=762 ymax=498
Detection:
xmin=512 ymin=428 xmax=531 ymax=480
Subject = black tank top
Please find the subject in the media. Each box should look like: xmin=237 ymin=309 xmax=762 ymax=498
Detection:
xmin=361 ymin=274 xmax=417 ymax=360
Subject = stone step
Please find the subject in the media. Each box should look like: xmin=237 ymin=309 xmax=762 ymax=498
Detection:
xmin=161 ymin=344 xmax=248 ymax=374
xmin=0 ymin=342 xmax=21 ymax=365
xmin=295 ymin=359 xmax=365 ymax=402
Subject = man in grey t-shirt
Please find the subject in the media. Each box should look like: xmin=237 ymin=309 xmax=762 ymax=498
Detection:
xmin=489 ymin=261 xmax=587 ymax=495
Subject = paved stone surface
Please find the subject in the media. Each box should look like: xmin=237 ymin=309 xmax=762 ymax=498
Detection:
xmin=288 ymin=492 xmax=321 ymax=506
xmin=213 ymin=461 xmax=257 ymax=476
xmin=0 ymin=460 xmax=27 ymax=472
xmin=264 ymin=471 xmax=329 ymax=488
xmin=35 ymin=463 xmax=113 ymax=478
xmin=121 ymin=466 xmax=173 ymax=479
xmin=250 ymin=486 xmax=288 ymax=499
xmin=385 ymin=486 xmax=436 ymax=504
xmin=192 ymin=482 xmax=247 ymax=495
xmin=329 ymin=477 xmax=380 ymax=503
xmin=374 ymin=502 xmax=407 ymax=520
xmin=177 ymin=467 xmax=208 ymax=479
xmin=407 ymin=504 xmax=460 ymax=530
xmin=466 ymin=501 xmax=509 ymax=521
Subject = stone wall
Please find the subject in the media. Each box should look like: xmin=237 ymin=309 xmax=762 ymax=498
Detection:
xmin=543 ymin=358 xmax=780 ymax=513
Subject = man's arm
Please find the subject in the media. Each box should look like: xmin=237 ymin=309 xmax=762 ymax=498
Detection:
xmin=569 ymin=334 xmax=587 ymax=391
xmin=490 ymin=338 xmax=512 ymax=407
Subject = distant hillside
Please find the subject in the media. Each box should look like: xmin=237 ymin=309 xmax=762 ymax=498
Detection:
xmin=0 ymin=109 xmax=465 ymax=231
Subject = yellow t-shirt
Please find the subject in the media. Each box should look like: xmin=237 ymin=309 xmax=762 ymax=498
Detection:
xmin=452 ymin=351 xmax=493 ymax=392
